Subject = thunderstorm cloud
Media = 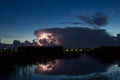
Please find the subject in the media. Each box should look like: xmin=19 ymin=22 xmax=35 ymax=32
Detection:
xmin=34 ymin=27 xmax=120 ymax=48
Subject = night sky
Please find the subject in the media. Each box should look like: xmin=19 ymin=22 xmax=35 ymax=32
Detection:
xmin=0 ymin=0 xmax=120 ymax=43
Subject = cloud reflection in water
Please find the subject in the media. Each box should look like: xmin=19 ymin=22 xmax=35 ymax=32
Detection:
xmin=35 ymin=60 xmax=60 ymax=73
xmin=34 ymin=54 xmax=109 ymax=75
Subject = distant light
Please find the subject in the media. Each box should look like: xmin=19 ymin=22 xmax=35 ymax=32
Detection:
xmin=79 ymin=49 xmax=83 ymax=51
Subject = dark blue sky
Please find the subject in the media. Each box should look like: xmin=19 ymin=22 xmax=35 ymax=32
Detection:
xmin=0 ymin=0 xmax=120 ymax=43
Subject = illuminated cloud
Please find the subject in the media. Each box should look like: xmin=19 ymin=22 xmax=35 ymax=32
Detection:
xmin=34 ymin=30 xmax=60 ymax=46
xmin=34 ymin=27 xmax=120 ymax=48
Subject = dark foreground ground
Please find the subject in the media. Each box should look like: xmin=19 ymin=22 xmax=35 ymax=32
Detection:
xmin=0 ymin=46 xmax=120 ymax=61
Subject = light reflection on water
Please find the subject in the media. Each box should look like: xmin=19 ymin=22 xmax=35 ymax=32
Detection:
xmin=1 ymin=54 xmax=120 ymax=80
xmin=35 ymin=54 xmax=109 ymax=75
xmin=35 ymin=60 xmax=60 ymax=73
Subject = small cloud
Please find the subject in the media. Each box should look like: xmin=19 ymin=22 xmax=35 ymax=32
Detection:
xmin=78 ymin=12 xmax=111 ymax=28
xmin=60 ymin=21 xmax=82 ymax=25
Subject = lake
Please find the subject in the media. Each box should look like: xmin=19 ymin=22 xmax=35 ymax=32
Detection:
xmin=0 ymin=54 xmax=120 ymax=80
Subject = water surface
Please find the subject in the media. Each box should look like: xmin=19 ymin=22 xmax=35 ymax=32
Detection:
xmin=0 ymin=54 xmax=120 ymax=80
